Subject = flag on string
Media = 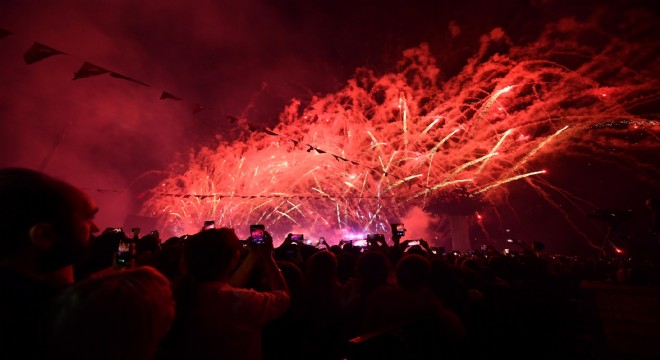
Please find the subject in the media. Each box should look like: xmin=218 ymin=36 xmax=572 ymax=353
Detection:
xmin=193 ymin=103 xmax=207 ymax=114
xmin=351 ymin=161 xmax=359 ymax=165
xmin=73 ymin=62 xmax=110 ymax=80
xmin=23 ymin=42 xmax=65 ymax=64
xmin=332 ymin=154 xmax=347 ymax=161
xmin=110 ymin=72 xmax=150 ymax=87
xmin=314 ymin=148 xmax=326 ymax=154
xmin=290 ymin=139 xmax=299 ymax=146
xmin=306 ymin=145 xmax=314 ymax=152
xmin=263 ymin=129 xmax=279 ymax=136
xmin=160 ymin=91 xmax=183 ymax=100
xmin=0 ymin=28 xmax=12 ymax=39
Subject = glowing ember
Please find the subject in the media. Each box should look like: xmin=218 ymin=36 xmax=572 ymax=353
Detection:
xmin=143 ymin=19 xmax=659 ymax=247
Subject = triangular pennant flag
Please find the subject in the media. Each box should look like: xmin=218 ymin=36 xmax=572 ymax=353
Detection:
xmin=332 ymin=154 xmax=347 ymax=161
xmin=306 ymin=144 xmax=314 ymax=152
xmin=160 ymin=91 xmax=183 ymax=100
xmin=23 ymin=42 xmax=65 ymax=64
xmin=193 ymin=103 xmax=208 ymax=114
xmin=73 ymin=62 xmax=110 ymax=80
xmin=110 ymin=72 xmax=150 ymax=87
xmin=314 ymin=148 xmax=326 ymax=154
xmin=263 ymin=129 xmax=279 ymax=136
xmin=290 ymin=139 xmax=299 ymax=146
xmin=351 ymin=161 xmax=359 ymax=165
xmin=0 ymin=28 xmax=12 ymax=39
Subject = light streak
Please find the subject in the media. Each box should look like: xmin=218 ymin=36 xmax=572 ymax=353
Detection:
xmin=475 ymin=170 xmax=546 ymax=194
xmin=503 ymin=125 xmax=569 ymax=178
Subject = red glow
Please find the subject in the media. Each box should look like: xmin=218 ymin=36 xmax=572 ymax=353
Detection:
xmin=138 ymin=16 xmax=659 ymax=244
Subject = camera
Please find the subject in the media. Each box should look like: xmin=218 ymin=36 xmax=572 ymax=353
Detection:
xmin=203 ymin=220 xmax=215 ymax=230
xmin=250 ymin=224 xmax=265 ymax=245
xmin=290 ymin=233 xmax=304 ymax=242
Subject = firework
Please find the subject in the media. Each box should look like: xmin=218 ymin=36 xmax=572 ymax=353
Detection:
xmin=143 ymin=20 xmax=659 ymax=247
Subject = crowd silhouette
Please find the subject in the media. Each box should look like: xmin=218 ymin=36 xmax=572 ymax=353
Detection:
xmin=1 ymin=167 xmax=659 ymax=359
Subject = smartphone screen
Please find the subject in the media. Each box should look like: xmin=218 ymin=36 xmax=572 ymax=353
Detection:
xmin=353 ymin=239 xmax=368 ymax=247
xmin=291 ymin=234 xmax=304 ymax=242
xmin=250 ymin=224 xmax=265 ymax=245
xmin=117 ymin=240 xmax=132 ymax=265
xmin=408 ymin=240 xmax=420 ymax=246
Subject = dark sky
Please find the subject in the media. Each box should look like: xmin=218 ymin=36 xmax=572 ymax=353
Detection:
xmin=1 ymin=0 xmax=657 ymax=255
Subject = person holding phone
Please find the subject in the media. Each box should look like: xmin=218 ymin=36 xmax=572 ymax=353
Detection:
xmin=162 ymin=227 xmax=289 ymax=360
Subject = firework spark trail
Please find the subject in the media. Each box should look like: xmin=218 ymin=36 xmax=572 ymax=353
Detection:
xmin=476 ymin=129 xmax=512 ymax=175
xmin=534 ymin=177 xmax=600 ymax=211
xmin=524 ymin=178 xmax=602 ymax=251
xmin=400 ymin=91 xmax=409 ymax=151
xmin=143 ymin=17 xmax=659 ymax=242
xmin=502 ymin=126 xmax=569 ymax=179
xmin=475 ymin=170 xmax=547 ymax=195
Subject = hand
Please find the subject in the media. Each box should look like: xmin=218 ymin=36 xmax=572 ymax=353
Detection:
xmin=419 ymin=239 xmax=431 ymax=251
xmin=282 ymin=233 xmax=294 ymax=246
xmin=111 ymin=252 xmax=136 ymax=270
xmin=252 ymin=231 xmax=274 ymax=259
xmin=320 ymin=237 xmax=329 ymax=247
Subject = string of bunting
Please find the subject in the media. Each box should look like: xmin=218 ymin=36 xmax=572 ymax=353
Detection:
xmin=261 ymin=128 xmax=435 ymax=191
xmin=1 ymin=26 xmax=467 ymax=199
xmin=159 ymin=193 xmax=404 ymax=200
xmin=0 ymin=26 xmax=212 ymax=115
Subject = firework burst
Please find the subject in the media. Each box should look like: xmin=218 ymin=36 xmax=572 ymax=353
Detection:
xmin=143 ymin=19 xmax=659 ymax=246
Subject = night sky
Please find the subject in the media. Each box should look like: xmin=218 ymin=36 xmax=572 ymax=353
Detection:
xmin=1 ymin=0 xmax=658 ymax=255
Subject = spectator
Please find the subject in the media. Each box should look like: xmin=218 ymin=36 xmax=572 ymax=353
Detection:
xmin=161 ymin=228 xmax=289 ymax=360
xmin=0 ymin=167 xmax=99 ymax=359
xmin=297 ymin=251 xmax=344 ymax=359
xmin=48 ymin=266 xmax=175 ymax=360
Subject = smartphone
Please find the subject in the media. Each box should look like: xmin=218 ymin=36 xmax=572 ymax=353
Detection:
xmin=250 ymin=224 xmax=265 ymax=245
xmin=391 ymin=223 xmax=406 ymax=236
xmin=290 ymin=234 xmax=304 ymax=242
xmin=203 ymin=220 xmax=215 ymax=230
xmin=112 ymin=227 xmax=123 ymax=233
xmin=408 ymin=240 xmax=421 ymax=246
xmin=353 ymin=239 xmax=368 ymax=247
xmin=480 ymin=245 xmax=488 ymax=252
xmin=117 ymin=239 xmax=132 ymax=266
